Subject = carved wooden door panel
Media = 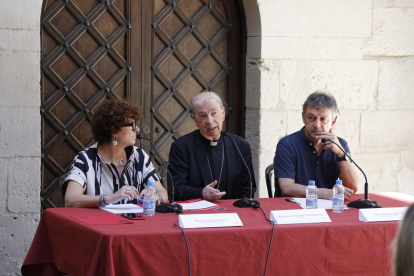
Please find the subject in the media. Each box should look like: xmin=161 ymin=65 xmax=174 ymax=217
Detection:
xmin=40 ymin=0 xmax=139 ymax=208
xmin=142 ymin=0 xmax=246 ymax=169
xmin=40 ymin=0 xmax=246 ymax=208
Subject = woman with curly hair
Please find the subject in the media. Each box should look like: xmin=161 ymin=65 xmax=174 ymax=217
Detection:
xmin=64 ymin=98 xmax=168 ymax=208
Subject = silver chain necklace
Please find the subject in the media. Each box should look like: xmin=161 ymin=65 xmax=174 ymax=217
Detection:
xmin=206 ymin=141 xmax=225 ymax=189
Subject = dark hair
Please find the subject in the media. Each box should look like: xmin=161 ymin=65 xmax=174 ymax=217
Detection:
xmin=393 ymin=204 xmax=414 ymax=276
xmin=303 ymin=90 xmax=339 ymax=117
xmin=91 ymin=99 xmax=141 ymax=144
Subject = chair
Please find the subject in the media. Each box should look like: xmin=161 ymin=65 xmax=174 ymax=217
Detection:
xmin=157 ymin=162 xmax=169 ymax=191
xmin=265 ymin=164 xmax=283 ymax=197
xmin=265 ymin=164 xmax=274 ymax=198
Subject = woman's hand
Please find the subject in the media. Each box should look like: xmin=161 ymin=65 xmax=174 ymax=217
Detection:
xmin=105 ymin=186 xmax=138 ymax=204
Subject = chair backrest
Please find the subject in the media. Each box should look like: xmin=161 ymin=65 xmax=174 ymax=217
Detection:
xmin=265 ymin=164 xmax=283 ymax=197
xmin=265 ymin=164 xmax=274 ymax=198
xmin=157 ymin=162 xmax=169 ymax=191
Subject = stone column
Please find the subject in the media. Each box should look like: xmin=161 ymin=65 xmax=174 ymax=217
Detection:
xmin=0 ymin=0 xmax=43 ymax=273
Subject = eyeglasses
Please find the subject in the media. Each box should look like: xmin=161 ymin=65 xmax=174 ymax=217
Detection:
xmin=121 ymin=121 xmax=137 ymax=131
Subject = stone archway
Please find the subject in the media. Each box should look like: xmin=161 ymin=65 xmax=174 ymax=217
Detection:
xmin=241 ymin=1 xmax=267 ymax=197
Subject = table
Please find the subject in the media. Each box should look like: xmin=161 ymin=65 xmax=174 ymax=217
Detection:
xmin=21 ymin=193 xmax=414 ymax=276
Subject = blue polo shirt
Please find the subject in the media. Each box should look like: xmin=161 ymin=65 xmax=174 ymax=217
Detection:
xmin=273 ymin=127 xmax=350 ymax=197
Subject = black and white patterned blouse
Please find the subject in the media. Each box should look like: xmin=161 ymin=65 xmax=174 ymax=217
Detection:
xmin=66 ymin=143 xmax=159 ymax=204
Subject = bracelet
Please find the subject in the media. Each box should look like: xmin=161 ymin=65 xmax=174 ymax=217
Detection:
xmin=102 ymin=195 xmax=108 ymax=206
xmin=99 ymin=195 xmax=105 ymax=207
xmin=158 ymin=195 xmax=164 ymax=205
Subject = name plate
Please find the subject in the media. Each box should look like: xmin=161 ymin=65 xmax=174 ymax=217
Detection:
xmin=179 ymin=213 xmax=243 ymax=229
xmin=270 ymin=209 xmax=331 ymax=225
xmin=359 ymin=207 xmax=408 ymax=222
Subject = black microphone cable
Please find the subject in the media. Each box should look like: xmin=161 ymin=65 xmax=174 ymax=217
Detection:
xmin=138 ymin=135 xmax=190 ymax=273
xmin=223 ymin=132 xmax=260 ymax=208
xmin=136 ymin=134 xmax=183 ymax=213
xmin=223 ymin=132 xmax=274 ymax=274
xmin=258 ymin=206 xmax=275 ymax=276
xmin=173 ymin=212 xmax=192 ymax=276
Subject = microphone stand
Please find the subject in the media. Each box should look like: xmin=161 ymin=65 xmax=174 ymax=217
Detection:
xmin=321 ymin=138 xmax=380 ymax=208
xmin=137 ymin=134 xmax=183 ymax=213
xmin=222 ymin=132 xmax=260 ymax=208
xmin=233 ymin=185 xmax=261 ymax=208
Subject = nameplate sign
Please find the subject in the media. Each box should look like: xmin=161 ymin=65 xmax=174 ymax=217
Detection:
xmin=270 ymin=209 xmax=331 ymax=225
xmin=359 ymin=207 xmax=408 ymax=223
xmin=179 ymin=213 xmax=243 ymax=229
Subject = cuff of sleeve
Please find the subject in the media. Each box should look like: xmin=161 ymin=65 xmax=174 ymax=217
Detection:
xmin=66 ymin=174 xmax=86 ymax=188
xmin=198 ymin=188 xmax=204 ymax=200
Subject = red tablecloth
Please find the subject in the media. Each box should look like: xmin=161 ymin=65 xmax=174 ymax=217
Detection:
xmin=21 ymin=193 xmax=414 ymax=276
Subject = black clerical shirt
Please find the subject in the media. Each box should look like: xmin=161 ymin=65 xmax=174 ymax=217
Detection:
xmin=203 ymin=135 xmax=228 ymax=199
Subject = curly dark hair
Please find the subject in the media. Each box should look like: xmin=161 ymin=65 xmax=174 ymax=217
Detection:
xmin=91 ymin=98 xmax=141 ymax=144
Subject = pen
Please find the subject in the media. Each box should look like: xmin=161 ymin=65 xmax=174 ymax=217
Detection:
xmin=137 ymin=195 xmax=143 ymax=204
xmin=285 ymin=198 xmax=301 ymax=205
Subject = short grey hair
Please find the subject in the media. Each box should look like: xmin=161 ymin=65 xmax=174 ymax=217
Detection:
xmin=302 ymin=90 xmax=339 ymax=117
xmin=191 ymin=92 xmax=224 ymax=116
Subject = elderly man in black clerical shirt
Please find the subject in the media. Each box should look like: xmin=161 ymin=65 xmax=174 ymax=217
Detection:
xmin=168 ymin=92 xmax=256 ymax=202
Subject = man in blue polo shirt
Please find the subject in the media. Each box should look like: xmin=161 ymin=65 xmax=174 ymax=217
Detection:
xmin=273 ymin=91 xmax=358 ymax=199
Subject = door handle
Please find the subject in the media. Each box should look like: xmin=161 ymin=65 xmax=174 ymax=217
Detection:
xmin=142 ymin=125 xmax=150 ymax=134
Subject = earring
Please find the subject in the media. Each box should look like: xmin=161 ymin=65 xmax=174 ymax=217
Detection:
xmin=113 ymin=135 xmax=117 ymax=145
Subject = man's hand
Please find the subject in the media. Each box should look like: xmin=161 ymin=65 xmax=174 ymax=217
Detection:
xmin=202 ymin=181 xmax=226 ymax=202
xmin=319 ymin=186 xmax=353 ymax=200
xmin=316 ymin=128 xmax=345 ymax=157
xmin=344 ymin=187 xmax=354 ymax=200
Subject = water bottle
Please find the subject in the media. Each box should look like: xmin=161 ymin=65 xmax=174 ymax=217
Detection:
xmin=143 ymin=181 xmax=156 ymax=216
xmin=332 ymin=180 xmax=345 ymax=213
xmin=306 ymin=180 xmax=318 ymax=209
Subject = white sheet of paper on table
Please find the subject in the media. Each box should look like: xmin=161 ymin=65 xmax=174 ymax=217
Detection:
xmin=179 ymin=200 xmax=218 ymax=211
xmin=99 ymin=203 xmax=143 ymax=214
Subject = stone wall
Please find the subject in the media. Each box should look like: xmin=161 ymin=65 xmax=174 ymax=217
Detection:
xmin=0 ymin=0 xmax=42 ymax=274
xmin=1 ymin=0 xmax=414 ymax=274
xmin=244 ymin=0 xmax=414 ymax=198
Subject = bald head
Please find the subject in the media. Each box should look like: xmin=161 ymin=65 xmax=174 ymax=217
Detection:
xmin=191 ymin=92 xmax=224 ymax=116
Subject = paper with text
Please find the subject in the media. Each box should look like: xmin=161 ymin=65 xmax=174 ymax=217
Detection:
xmin=176 ymin=199 xmax=219 ymax=211
xmin=359 ymin=207 xmax=408 ymax=222
xmin=270 ymin=209 xmax=331 ymax=224
xmin=179 ymin=213 xmax=243 ymax=228
xmin=292 ymin=198 xmax=348 ymax=209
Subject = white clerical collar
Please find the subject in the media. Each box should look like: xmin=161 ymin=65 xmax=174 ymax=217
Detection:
xmin=210 ymin=140 xmax=218 ymax=146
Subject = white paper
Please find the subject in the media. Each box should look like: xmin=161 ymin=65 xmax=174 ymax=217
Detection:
xmin=292 ymin=198 xmax=348 ymax=210
xmin=359 ymin=207 xmax=408 ymax=222
xmin=100 ymin=204 xmax=143 ymax=214
xmin=179 ymin=213 xmax=243 ymax=228
xmin=179 ymin=200 xmax=218 ymax=211
xmin=270 ymin=209 xmax=331 ymax=224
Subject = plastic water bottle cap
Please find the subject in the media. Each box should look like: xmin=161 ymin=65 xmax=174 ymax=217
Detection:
xmin=308 ymin=180 xmax=315 ymax=185
xmin=335 ymin=180 xmax=342 ymax=184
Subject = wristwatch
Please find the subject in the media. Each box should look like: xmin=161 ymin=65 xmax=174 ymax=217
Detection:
xmin=337 ymin=154 xmax=347 ymax=162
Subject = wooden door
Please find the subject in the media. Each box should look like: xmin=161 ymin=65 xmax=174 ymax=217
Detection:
xmin=141 ymin=0 xmax=246 ymax=169
xmin=40 ymin=0 xmax=140 ymax=208
xmin=40 ymin=0 xmax=246 ymax=208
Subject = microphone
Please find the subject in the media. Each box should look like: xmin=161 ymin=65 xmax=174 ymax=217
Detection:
xmin=223 ymin=132 xmax=260 ymax=208
xmin=136 ymin=134 xmax=183 ymax=213
xmin=321 ymin=138 xmax=381 ymax=208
